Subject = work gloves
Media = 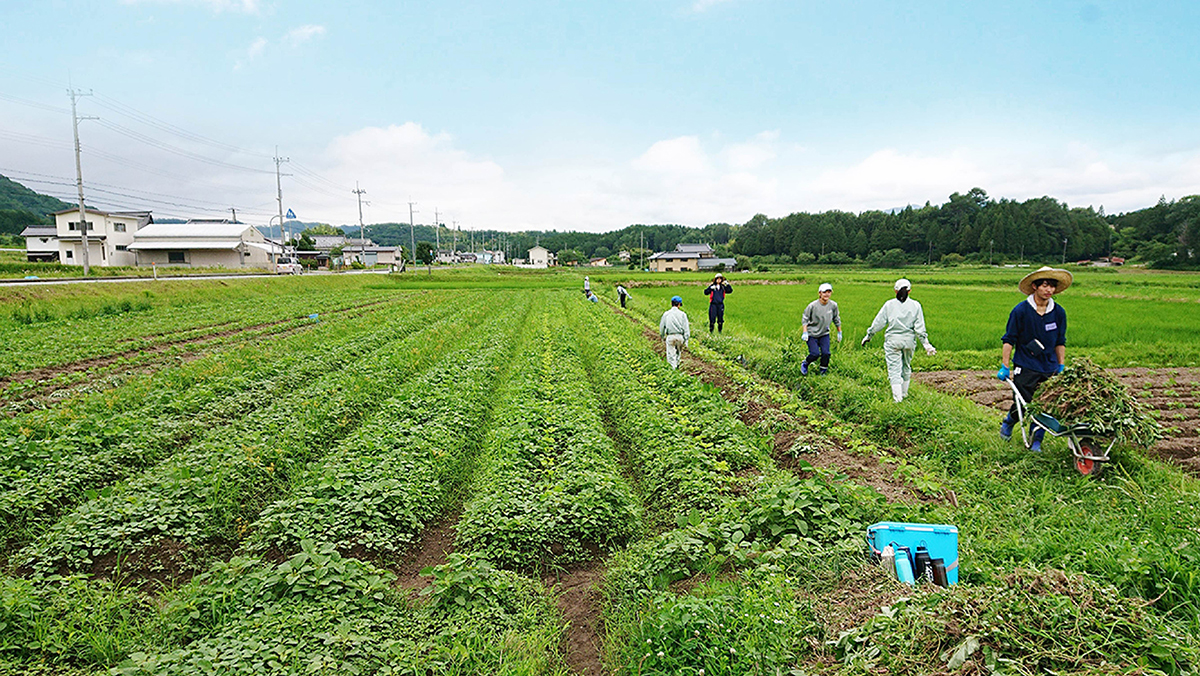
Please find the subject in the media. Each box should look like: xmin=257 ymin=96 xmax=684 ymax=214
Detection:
xmin=861 ymin=335 xmax=871 ymax=347
xmin=1056 ymin=363 xmax=1065 ymax=374
xmin=837 ymin=331 xmax=843 ymax=343
xmin=800 ymin=332 xmax=809 ymax=342
xmin=997 ymin=365 xmax=1011 ymax=381
xmin=925 ymin=345 xmax=937 ymax=356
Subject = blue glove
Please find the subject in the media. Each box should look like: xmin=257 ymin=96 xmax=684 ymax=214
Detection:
xmin=800 ymin=332 xmax=809 ymax=342
xmin=997 ymin=365 xmax=1010 ymax=381
xmin=837 ymin=331 xmax=843 ymax=343
xmin=1056 ymin=363 xmax=1065 ymax=374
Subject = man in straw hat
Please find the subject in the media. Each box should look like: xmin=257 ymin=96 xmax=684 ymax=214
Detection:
xmin=659 ymin=295 xmax=691 ymax=369
xmin=704 ymin=273 xmax=733 ymax=333
xmin=997 ymin=266 xmax=1072 ymax=450
xmin=861 ymin=278 xmax=936 ymax=403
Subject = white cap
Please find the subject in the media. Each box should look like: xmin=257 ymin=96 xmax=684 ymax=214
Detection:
xmin=894 ymin=278 xmax=911 ymax=291
xmin=818 ymin=283 xmax=833 ymax=293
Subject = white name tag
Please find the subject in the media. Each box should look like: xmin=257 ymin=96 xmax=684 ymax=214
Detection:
xmin=1045 ymin=322 xmax=1057 ymax=331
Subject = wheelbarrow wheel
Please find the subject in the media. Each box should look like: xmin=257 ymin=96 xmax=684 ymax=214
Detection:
xmin=1074 ymin=439 xmax=1103 ymax=477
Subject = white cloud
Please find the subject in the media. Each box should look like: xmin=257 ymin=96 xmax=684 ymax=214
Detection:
xmin=632 ymin=136 xmax=711 ymax=177
xmin=284 ymin=24 xmax=326 ymax=46
xmin=246 ymin=36 xmax=268 ymax=58
xmin=805 ymin=149 xmax=982 ymax=211
xmin=120 ymin=0 xmax=261 ymax=13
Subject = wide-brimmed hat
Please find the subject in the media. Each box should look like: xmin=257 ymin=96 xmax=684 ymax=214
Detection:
xmin=1018 ymin=266 xmax=1073 ymax=295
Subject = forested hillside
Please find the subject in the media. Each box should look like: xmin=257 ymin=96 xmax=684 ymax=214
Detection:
xmin=0 ymin=175 xmax=74 ymax=235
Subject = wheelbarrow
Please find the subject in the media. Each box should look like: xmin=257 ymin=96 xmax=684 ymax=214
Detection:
xmin=1005 ymin=378 xmax=1115 ymax=476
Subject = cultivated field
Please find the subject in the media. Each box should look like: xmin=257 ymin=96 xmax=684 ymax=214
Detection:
xmin=1 ymin=267 xmax=1198 ymax=675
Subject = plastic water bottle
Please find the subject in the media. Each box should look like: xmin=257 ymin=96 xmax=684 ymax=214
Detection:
xmin=895 ymin=547 xmax=915 ymax=584
xmin=880 ymin=545 xmax=896 ymax=579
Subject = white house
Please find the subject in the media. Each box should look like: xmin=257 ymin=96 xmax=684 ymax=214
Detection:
xmin=127 ymin=220 xmax=280 ymax=268
xmin=527 ymin=245 xmax=556 ymax=268
xmin=21 ymin=226 xmax=59 ymax=262
xmin=50 ymin=208 xmax=152 ymax=267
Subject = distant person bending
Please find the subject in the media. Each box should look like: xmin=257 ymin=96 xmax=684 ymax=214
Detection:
xmin=998 ymin=266 xmax=1071 ymax=451
xmin=800 ymin=282 xmax=842 ymax=375
xmin=704 ymin=273 xmax=733 ymax=333
xmin=659 ymin=295 xmax=690 ymax=369
xmin=616 ymin=284 xmax=629 ymax=308
xmin=861 ymin=278 xmax=936 ymax=403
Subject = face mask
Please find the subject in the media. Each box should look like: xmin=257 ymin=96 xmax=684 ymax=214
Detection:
xmin=896 ymin=289 xmax=909 ymax=302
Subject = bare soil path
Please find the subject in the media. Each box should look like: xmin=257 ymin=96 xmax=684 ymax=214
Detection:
xmin=914 ymin=367 xmax=1200 ymax=475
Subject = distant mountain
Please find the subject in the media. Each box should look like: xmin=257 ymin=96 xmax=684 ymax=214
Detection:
xmin=0 ymin=175 xmax=74 ymax=215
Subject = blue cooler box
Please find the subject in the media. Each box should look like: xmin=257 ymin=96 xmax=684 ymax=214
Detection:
xmin=867 ymin=522 xmax=959 ymax=585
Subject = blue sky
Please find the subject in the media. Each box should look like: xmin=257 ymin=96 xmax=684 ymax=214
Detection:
xmin=2 ymin=0 xmax=1199 ymax=232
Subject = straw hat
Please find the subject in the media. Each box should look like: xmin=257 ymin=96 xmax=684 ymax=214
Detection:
xmin=1018 ymin=266 xmax=1073 ymax=295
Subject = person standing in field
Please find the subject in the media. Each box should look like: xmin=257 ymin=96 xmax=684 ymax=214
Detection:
xmin=616 ymin=284 xmax=629 ymax=308
xmin=659 ymin=295 xmax=690 ymax=369
xmin=583 ymin=276 xmax=590 ymax=296
xmin=704 ymin=273 xmax=733 ymax=333
xmin=861 ymin=278 xmax=936 ymax=402
xmin=800 ymin=282 xmax=842 ymax=375
xmin=997 ymin=266 xmax=1071 ymax=451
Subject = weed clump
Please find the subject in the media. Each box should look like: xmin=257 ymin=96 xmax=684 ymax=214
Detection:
xmin=1032 ymin=357 xmax=1161 ymax=448
xmin=833 ymin=568 xmax=1198 ymax=675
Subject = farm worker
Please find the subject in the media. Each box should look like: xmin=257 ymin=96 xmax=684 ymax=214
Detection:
xmin=583 ymin=276 xmax=590 ymax=296
xmin=616 ymin=284 xmax=629 ymax=308
xmin=659 ymin=295 xmax=691 ymax=369
xmin=704 ymin=273 xmax=733 ymax=333
xmin=587 ymin=290 xmax=599 ymax=303
xmin=800 ymin=282 xmax=842 ymax=375
xmin=861 ymin=278 xmax=936 ymax=402
xmin=998 ymin=266 xmax=1071 ymax=451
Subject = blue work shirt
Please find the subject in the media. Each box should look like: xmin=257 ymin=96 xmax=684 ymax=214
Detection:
xmin=1002 ymin=296 xmax=1067 ymax=374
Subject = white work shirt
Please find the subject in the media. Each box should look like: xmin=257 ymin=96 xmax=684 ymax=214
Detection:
xmin=866 ymin=298 xmax=931 ymax=349
xmin=659 ymin=306 xmax=690 ymax=340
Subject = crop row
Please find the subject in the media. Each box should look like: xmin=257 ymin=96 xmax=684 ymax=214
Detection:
xmin=568 ymin=295 xmax=773 ymax=523
xmin=245 ymin=295 xmax=530 ymax=559
xmin=0 ymin=292 xmax=439 ymax=549
xmin=456 ymin=295 xmax=643 ymax=569
xmin=16 ymin=291 xmax=494 ymax=576
xmin=0 ymin=283 xmax=393 ymax=378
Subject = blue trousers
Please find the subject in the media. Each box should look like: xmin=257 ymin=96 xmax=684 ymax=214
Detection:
xmin=804 ymin=334 xmax=831 ymax=369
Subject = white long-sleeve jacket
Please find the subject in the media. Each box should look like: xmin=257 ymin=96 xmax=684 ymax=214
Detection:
xmin=866 ymin=298 xmax=931 ymax=349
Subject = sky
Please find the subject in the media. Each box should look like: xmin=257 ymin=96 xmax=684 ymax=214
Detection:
xmin=2 ymin=0 xmax=1200 ymax=232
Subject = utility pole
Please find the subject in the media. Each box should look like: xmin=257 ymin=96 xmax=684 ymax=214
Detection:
xmin=434 ymin=208 xmax=441 ymax=259
xmin=230 ymin=207 xmax=238 ymax=223
xmin=1061 ymin=237 xmax=1068 ymax=264
xmin=273 ymin=147 xmax=289 ymax=244
xmin=69 ymin=88 xmax=98 ymax=275
xmin=408 ymin=202 xmax=418 ymax=264
xmin=452 ymin=221 xmax=458 ymax=254
xmin=989 ymin=239 xmax=994 ymax=266
xmin=353 ymin=181 xmax=369 ymax=242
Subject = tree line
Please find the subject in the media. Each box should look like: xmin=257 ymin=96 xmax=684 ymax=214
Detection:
xmin=732 ymin=188 xmax=1199 ymax=269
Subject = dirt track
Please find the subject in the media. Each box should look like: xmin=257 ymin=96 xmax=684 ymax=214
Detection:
xmin=914 ymin=368 xmax=1200 ymax=475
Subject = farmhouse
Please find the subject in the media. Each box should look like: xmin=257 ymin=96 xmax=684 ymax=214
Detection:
xmin=127 ymin=220 xmax=281 ymax=269
xmin=647 ymin=242 xmax=735 ymax=273
xmin=527 ymin=245 xmax=556 ymax=268
xmin=20 ymin=226 xmax=58 ymax=262
xmin=47 ymin=208 xmax=152 ymax=267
